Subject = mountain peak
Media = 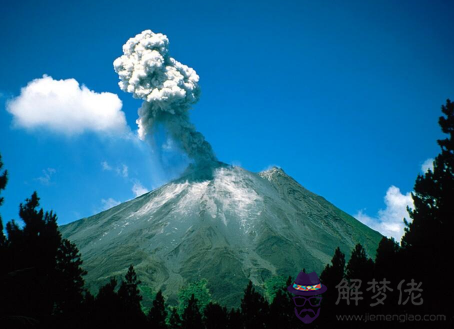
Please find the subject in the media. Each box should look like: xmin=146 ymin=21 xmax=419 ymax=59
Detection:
xmin=258 ymin=166 xmax=288 ymax=181
xmin=60 ymin=163 xmax=382 ymax=308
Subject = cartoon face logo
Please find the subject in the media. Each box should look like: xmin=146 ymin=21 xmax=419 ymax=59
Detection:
xmin=287 ymin=271 xmax=327 ymax=324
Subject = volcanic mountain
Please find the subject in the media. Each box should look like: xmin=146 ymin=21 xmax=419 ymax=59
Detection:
xmin=60 ymin=163 xmax=382 ymax=307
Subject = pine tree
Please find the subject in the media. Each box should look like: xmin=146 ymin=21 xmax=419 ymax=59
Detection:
xmin=228 ymin=308 xmax=243 ymax=328
xmin=0 ymin=154 xmax=8 ymax=275
xmin=401 ymin=99 xmax=454 ymax=317
xmin=318 ymin=247 xmax=346 ymax=327
xmin=0 ymin=154 xmax=7 ymax=250
xmin=53 ymin=239 xmax=87 ymax=316
xmin=240 ymin=281 xmax=269 ymax=329
xmin=268 ymin=287 xmax=293 ymax=329
xmin=92 ymin=278 xmax=122 ymax=327
xmin=374 ymin=237 xmax=400 ymax=280
xmin=0 ymin=190 xmax=88 ymax=325
xmin=345 ymin=243 xmax=374 ymax=282
xmin=148 ymin=290 xmax=168 ymax=329
xmin=3 ymin=192 xmax=62 ymax=318
xmin=203 ymin=302 xmax=229 ymax=329
xmin=168 ymin=307 xmax=182 ymax=329
xmin=181 ymin=294 xmax=203 ymax=329
xmin=320 ymin=247 xmax=345 ymax=286
xmin=118 ymin=265 xmax=142 ymax=309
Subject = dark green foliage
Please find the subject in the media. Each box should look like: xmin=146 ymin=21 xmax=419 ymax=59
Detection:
xmin=0 ymin=169 xmax=88 ymax=327
xmin=227 ymin=308 xmax=242 ymax=328
xmin=118 ymin=265 xmax=146 ymax=326
xmin=178 ymin=278 xmax=212 ymax=315
xmin=92 ymin=278 xmax=122 ymax=327
xmin=264 ymin=275 xmax=287 ymax=303
xmin=119 ymin=265 xmax=143 ymax=310
xmin=168 ymin=307 xmax=182 ymax=329
xmin=204 ymin=302 xmax=229 ymax=329
xmin=319 ymin=247 xmax=347 ymax=327
xmin=0 ymin=154 xmax=8 ymax=268
xmin=320 ymin=247 xmax=345 ymax=286
xmin=268 ymin=278 xmax=295 ymax=329
xmin=181 ymin=294 xmax=203 ymax=329
xmin=148 ymin=290 xmax=168 ymax=329
xmin=54 ymin=239 xmax=88 ymax=315
xmin=374 ymin=237 xmax=400 ymax=280
xmin=345 ymin=243 xmax=374 ymax=282
xmin=2 ymin=192 xmax=63 ymax=319
xmin=240 ymin=281 xmax=269 ymax=329
xmin=400 ymin=99 xmax=454 ymax=318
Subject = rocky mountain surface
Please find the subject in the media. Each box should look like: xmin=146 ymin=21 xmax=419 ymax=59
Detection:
xmin=60 ymin=163 xmax=382 ymax=307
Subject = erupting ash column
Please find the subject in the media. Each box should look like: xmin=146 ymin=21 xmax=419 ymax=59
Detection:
xmin=114 ymin=30 xmax=216 ymax=165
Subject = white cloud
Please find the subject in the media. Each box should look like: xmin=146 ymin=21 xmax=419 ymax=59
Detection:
xmin=132 ymin=181 xmax=148 ymax=197
xmin=101 ymin=161 xmax=112 ymax=171
xmin=421 ymin=158 xmax=434 ymax=173
xmin=355 ymin=186 xmax=414 ymax=242
xmin=120 ymin=164 xmax=128 ymax=178
xmin=101 ymin=198 xmax=121 ymax=210
xmin=6 ymin=75 xmax=128 ymax=136
xmin=36 ymin=168 xmax=56 ymax=185
xmin=101 ymin=161 xmax=128 ymax=178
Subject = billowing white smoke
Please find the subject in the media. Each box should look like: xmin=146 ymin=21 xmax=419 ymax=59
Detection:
xmin=113 ymin=30 xmax=216 ymax=165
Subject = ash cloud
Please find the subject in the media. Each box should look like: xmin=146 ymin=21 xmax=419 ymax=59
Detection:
xmin=113 ymin=30 xmax=216 ymax=165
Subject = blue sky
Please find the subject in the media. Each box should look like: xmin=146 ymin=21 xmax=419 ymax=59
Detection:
xmin=1 ymin=0 xmax=453 ymax=241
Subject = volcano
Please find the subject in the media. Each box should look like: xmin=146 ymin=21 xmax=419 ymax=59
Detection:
xmin=60 ymin=163 xmax=382 ymax=307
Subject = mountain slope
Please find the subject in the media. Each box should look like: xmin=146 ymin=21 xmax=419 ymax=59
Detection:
xmin=60 ymin=163 xmax=382 ymax=307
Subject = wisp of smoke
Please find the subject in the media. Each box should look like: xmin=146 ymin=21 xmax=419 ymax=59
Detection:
xmin=113 ymin=30 xmax=216 ymax=165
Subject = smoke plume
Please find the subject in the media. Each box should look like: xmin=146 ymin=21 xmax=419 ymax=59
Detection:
xmin=113 ymin=30 xmax=216 ymax=165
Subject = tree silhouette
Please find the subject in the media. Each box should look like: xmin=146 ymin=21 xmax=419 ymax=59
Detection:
xmin=148 ymin=290 xmax=168 ymax=329
xmin=0 ymin=154 xmax=7 ymax=251
xmin=345 ymin=243 xmax=374 ymax=282
xmin=240 ymin=281 xmax=269 ymax=329
xmin=0 ymin=154 xmax=8 ymax=278
xmin=3 ymin=192 xmax=62 ymax=320
xmin=401 ymin=99 xmax=454 ymax=319
xmin=319 ymin=247 xmax=346 ymax=326
xmin=181 ymin=294 xmax=203 ymax=329
xmin=168 ymin=307 xmax=182 ymax=329
xmin=227 ymin=308 xmax=242 ymax=329
xmin=374 ymin=237 xmax=400 ymax=281
xmin=0 ymin=189 xmax=88 ymax=326
xmin=92 ymin=278 xmax=122 ymax=327
xmin=118 ymin=265 xmax=146 ymax=326
xmin=268 ymin=278 xmax=294 ymax=329
xmin=204 ymin=302 xmax=229 ymax=329
xmin=53 ymin=239 xmax=87 ymax=316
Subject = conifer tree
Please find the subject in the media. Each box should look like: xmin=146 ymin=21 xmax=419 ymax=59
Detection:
xmin=54 ymin=239 xmax=87 ymax=315
xmin=148 ymin=290 xmax=168 ymax=329
xmin=118 ymin=265 xmax=145 ymax=325
xmin=320 ymin=247 xmax=345 ymax=286
xmin=93 ymin=278 xmax=122 ymax=327
xmin=374 ymin=237 xmax=400 ymax=280
xmin=181 ymin=294 xmax=203 ymax=329
xmin=0 ymin=154 xmax=7 ymax=251
xmin=228 ymin=308 xmax=243 ymax=329
xmin=168 ymin=307 xmax=182 ymax=329
xmin=203 ymin=302 xmax=229 ymax=329
xmin=345 ymin=243 xmax=374 ymax=282
xmin=118 ymin=265 xmax=142 ymax=309
xmin=401 ymin=99 xmax=454 ymax=317
xmin=240 ymin=281 xmax=269 ymax=329
xmin=319 ymin=247 xmax=347 ymax=327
